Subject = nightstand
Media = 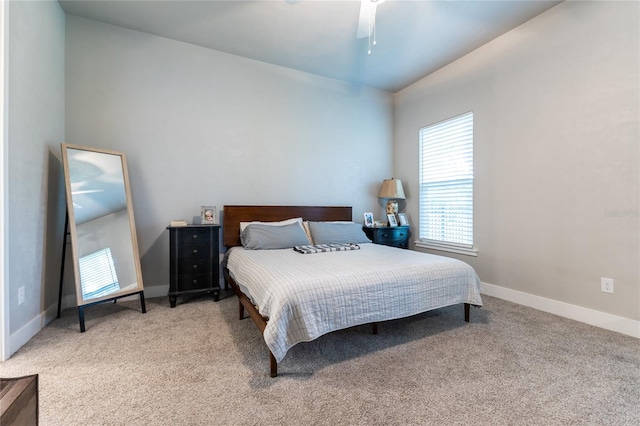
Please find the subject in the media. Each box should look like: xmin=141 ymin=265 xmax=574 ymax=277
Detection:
xmin=166 ymin=224 xmax=220 ymax=307
xmin=363 ymin=226 xmax=410 ymax=249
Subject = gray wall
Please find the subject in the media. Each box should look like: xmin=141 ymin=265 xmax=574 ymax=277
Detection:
xmin=395 ymin=1 xmax=639 ymax=321
xmin=64 ymin=16 xmax=394 ymax=299
xmin=6 ymin=0 xmax=65 ymax=348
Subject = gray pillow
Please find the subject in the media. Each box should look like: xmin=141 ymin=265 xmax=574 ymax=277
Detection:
xmin=241 ymin=222 xmax=310 ymax=250
xmin=308 ymin=221 xmax=372 ymax=245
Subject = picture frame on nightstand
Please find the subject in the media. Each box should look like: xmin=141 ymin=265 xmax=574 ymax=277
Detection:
xmin=363 ymin=212 xmax=374 ymax=227
xmin=387 ymin=214 xmax=398 ymax=227
xmin=398 ymin=213 xmax=408 ymax=226
xmin=200 ymin=206 xmax=217 ymax=224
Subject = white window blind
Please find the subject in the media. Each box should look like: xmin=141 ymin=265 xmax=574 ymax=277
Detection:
xmin=419 ymin=111 xmax=474 ymax=251
xmin=79 ymin=247 xmax=120 ymax=300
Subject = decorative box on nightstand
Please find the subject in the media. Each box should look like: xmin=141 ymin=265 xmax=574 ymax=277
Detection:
xmin=363 ymin=225 xmax=410 ymax=249
xmin=166 ymin=224 xmax=220 ymax=307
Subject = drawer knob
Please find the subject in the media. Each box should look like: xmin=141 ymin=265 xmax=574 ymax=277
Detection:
xmin=192 ymin=264 xmax=198 ymax=270
xmin=192 ymin=249 xmax=198 ymax=254
xmin=382 ymin=233 xmax=388 ymax=237
xmin=192 ymin=234 xmax=198 ymax=240
xmin=192 ymin=279 xmax=198 ymax=284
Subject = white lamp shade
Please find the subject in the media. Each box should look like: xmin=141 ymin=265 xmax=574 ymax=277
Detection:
xmin=378 ymin=179 xmax=406 ymax=199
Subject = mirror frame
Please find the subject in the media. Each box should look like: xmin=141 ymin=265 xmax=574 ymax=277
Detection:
xmin=61 ymin=143 xmax=145 ymax=320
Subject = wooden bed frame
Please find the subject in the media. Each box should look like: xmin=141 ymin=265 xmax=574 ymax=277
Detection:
xmin=222 ymin=205 xmax=471 ymax=377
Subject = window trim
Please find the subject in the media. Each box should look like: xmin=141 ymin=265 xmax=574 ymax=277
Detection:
xmin=414 ymin=240 xmax=478 ymax=257
xmin=418 ymin=111 xmax=476 ymax=255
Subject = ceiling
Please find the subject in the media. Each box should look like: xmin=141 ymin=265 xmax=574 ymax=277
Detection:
xmin=59 ymin=0 xmax=562 ymax=93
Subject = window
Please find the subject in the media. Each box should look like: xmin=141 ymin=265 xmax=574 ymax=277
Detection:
xmin=417 ymin=111 xmax=477 ymax=256
xmin=78 ymin=248 xmax=120 ymax=299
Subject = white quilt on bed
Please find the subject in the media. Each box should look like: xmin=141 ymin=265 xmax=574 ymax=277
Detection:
xmin=226 ymin=243 xmax=483 ymax=362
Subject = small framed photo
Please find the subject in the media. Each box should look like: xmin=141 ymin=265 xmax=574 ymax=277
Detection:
xmin=398 ymin=213 xmax=409 ymax=226
xmin=363 ymin=212 xmax=374 ymax=227
xmin=387 ymin=214 xmax=398 ymax=227
xmin=200 ymin=206 xmax=217 ymax=224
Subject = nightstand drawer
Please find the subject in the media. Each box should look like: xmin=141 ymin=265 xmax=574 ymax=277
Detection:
xmin=176 ymin=228 xmax=213 ymax=246
xmin=176 ymin=260 xmax=212 ymax=275
xmin=376 ymin=228 xmax=408 ymax=240
xmin=175 ymin=246 xmax=211 ymax=261
xmin=174 ymin=273 xmax=214 ymax=292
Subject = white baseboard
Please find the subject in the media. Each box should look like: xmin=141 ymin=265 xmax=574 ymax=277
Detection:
xmin=8 ymin=302 xmax=58 ymax=357
xmin=481 ymin=282 xmax=640 ymax=339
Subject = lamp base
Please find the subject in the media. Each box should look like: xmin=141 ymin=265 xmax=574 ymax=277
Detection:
xmin=386 ymin=200 xmax=398 ymax=216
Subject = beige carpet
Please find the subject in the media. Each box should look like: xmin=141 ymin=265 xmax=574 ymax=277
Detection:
xmin=1 ymin=293 xmax=639 ymax=425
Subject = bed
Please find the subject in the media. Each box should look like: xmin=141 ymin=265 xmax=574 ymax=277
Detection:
xmin=222 ymin=205 xmax=483 ymax=377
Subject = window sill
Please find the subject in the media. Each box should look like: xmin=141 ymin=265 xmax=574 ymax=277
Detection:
xmin=414 ymin=241 xmax=478 ymax=257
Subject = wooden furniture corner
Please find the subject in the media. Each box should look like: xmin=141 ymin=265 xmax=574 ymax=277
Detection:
xmin=1 ymin=374 xmax=39 ymax=426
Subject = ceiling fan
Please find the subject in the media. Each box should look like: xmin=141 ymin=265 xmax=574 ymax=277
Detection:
xmin=356 ymin=0 xmax=387 ymax=40
xmin=357 ymin=0 xmax=389 ymax=55
xmin=287 ymin=0 xmax=387 ymax=51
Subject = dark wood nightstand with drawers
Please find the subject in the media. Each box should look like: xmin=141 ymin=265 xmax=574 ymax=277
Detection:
xmin=363 ymin=226 xmax=410 ymax=249
xmin=166 ymin=224 xmax=220 ymax=307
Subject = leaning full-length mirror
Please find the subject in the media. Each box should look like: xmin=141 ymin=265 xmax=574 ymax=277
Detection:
xmin=61 ymin=143 xmax=145 ymax=331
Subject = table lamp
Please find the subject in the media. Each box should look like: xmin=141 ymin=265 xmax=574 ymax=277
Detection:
xmin=378 ymin=178 xmax=405 ymax=218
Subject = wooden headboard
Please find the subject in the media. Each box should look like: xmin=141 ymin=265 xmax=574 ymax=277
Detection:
xmin=222 ymin=205 xmax=353 ymax=247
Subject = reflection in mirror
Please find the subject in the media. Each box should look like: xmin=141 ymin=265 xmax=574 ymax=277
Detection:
xmin=61 ymin=143 xmax=146 ymax=331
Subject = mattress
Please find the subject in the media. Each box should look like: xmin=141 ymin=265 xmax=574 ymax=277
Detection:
xmin=226 ymin=243 xmax=482 ymax=362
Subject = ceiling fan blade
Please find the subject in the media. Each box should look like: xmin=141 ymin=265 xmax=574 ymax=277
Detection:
xmin=356 ymin=0 xmax=378 ymax=39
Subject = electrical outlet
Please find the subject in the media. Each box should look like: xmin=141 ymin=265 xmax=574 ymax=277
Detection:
xmin=18 ymin=286 xmax=25 ymax=305
xmin=601 ymin=278 xmax=614 ymax=294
